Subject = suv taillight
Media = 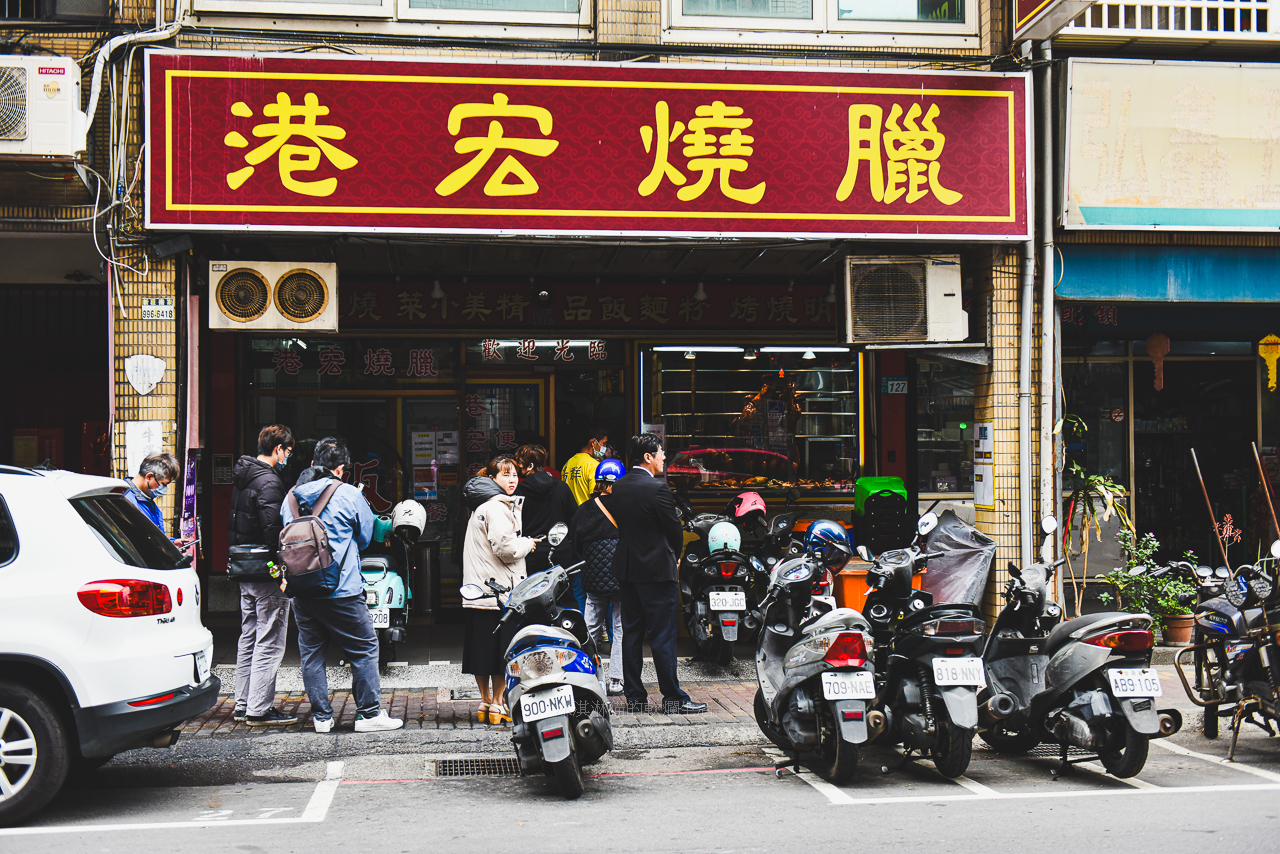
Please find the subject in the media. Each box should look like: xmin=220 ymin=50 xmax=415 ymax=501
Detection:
xmin=78 ymin=579 xmax=172 ymax=617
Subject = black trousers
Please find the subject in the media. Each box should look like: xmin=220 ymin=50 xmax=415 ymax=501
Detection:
xmin=619 ymin=580 xmax=689 ymax=706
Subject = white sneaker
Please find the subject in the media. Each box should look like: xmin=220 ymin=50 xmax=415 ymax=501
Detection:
xmin=313 ymin=717 xmax=334 ymax=733
xmin=354 ymin=711 xmax=404 ymax=732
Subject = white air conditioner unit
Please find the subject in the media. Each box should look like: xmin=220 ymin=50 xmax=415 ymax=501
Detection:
xmin=209 ymin=261 xmax=339 ymax=333
xmin=843 ymin=255 xmax=967 ymax=345
xmin=0 ymin=56 xmax=85 ymax=158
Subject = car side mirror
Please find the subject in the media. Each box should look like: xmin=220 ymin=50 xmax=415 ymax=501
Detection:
xmin=548 ymin=522 xmax=568 ymax=547
xmin=459 ymin=584 xmax=487 ymax=600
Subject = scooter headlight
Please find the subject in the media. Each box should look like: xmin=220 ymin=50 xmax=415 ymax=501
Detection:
xmin=511 ymin=648 xmax=577 ymax=679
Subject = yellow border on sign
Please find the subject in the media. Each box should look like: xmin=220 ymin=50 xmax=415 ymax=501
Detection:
xmin=1016 ymin=0 xmax=1056 ymax=29
xmin=164 ymin=69 xmax=1019 ymax=223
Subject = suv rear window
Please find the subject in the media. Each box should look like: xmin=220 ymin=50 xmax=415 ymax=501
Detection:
xmin=72 ymin=494 xmax=187 ymax=570
xmin=0 ymin=496 xmax=16 ymax=565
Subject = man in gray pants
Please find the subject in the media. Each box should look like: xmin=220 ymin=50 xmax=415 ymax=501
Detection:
xmin=229 ymin=424 xmax=297 ymax=726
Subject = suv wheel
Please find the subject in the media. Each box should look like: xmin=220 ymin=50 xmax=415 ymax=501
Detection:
xmin=0 ymin=681 xmax=70 ymax=827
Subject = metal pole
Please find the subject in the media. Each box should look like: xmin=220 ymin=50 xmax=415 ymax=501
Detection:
xmin=1016 ymin=40 xmax=1036 ymax=572
xmin=1252 ymin=442 xmax=1279 ymax=541
xmin=1191 ymin=448 xmax=1230 ymax=567
xmin=1038 ymin=41 xmax=1056 ymax=563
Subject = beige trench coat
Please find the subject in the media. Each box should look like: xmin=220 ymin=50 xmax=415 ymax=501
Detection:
xmin=462 ymin=493 xmax=535 ymax=610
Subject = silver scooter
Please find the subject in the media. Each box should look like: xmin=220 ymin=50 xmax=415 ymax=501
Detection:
xmin=460 ymin=523 xmax=612 ymax=799
xmin=754 ymin=548 xmax=876 ymax=784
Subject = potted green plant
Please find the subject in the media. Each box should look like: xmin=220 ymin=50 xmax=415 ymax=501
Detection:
xmin=1097 ymin=533 xmax=1197 ymax=645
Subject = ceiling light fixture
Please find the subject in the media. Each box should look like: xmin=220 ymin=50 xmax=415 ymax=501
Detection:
xmin=692 ymin=280 xmax=707 ymax=302
xmin=430 ymin=280 xmax=445 ymax=300
xmin=684 ymin=350 xmax=696 ymax=360
xmin=802 ymin=350 xmax=817 ymax=360
xmin=653 ymin=346 xmax=744 ymax=353
xmin=743 ymin=348 xmax=759 ymax=360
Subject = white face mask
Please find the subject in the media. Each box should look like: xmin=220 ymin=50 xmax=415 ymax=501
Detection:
xmin=591 ymin=442 xmax=607 ymax=460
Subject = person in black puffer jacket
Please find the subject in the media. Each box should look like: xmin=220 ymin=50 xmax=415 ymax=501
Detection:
xmin=568 ymin=458 xmax=626 ymax=696
xmin=228 ymin=424 xmax=297 ymax=727
xmin=513 ymin=444 xmax=577 ymax=574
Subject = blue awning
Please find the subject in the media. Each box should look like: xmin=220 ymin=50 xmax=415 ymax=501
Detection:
xmin=1057 ymin=245 xmax=1280 ymax=302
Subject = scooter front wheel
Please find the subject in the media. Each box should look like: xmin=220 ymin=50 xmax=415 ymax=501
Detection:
xmin=550 ymin=751 xmax=585 ymax=800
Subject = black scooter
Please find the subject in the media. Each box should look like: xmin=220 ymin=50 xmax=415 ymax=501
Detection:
xmin=981 ymin=516 xmax=1179 ymax=778
xmin=860 ymin=512 xmax=986 ymax=778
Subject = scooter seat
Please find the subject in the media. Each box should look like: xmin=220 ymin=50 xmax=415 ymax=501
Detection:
xmin=505 ymin=624 xmax=582 ymax=659
xmin=360 ymin=556 xmax=395 ymax=575
xmin=1043 ymin=613 xmax=1130 ymax=656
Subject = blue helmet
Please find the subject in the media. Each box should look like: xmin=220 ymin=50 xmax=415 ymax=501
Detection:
xmin=595 ymin=458 xmax=625 ymax=483
xmin=805 ymin=519 xmax=852 ymax=569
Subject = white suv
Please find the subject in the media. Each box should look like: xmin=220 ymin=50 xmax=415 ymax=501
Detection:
xmin=0 ymin=466 xmax=217 ymax=826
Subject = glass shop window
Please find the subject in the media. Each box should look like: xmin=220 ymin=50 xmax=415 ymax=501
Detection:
xmin=915 ymin=358 xmax=974 ymax=494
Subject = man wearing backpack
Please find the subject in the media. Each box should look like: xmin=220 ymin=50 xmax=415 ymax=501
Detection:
xmin=280 ymin=437 xmax=403 ymax=733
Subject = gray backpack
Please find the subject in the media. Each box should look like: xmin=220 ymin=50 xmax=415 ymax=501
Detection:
xmin=278 ymin=482 xmax=342 ymax=598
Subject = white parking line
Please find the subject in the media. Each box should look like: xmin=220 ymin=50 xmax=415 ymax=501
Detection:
xmin=1151 ymin=737 xmax=1280 ymax=782
xmin=1076 ymin=762 xmax=1162 ymax=789
xmin=0 ymin=761 xmax=346 ymax=837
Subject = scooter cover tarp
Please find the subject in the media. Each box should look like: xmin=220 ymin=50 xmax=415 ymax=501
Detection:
xmin=920 ymin=510 xmax=996 ymax=605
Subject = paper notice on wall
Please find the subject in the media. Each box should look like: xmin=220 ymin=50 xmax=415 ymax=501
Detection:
xmin=642 ymin=422 xmax=665 ymax=449
xmin=413 ymin=466 xmax=437 ymax=500
xmin=973 ymin=419 xmax=995 ymax=510
xmin=435 ymin=430 xmax=460 ymax=464
xmin=124 ymin=421 xmax=164 ymax=479
xmin=412 ymin=431 xmax=436 ymax=464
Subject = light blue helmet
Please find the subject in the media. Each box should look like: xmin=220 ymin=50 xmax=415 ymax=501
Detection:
xmin=596 ymin=458 xmax=625 ymax=483
xmin=708 ymin=521 xmax=741 ymax=553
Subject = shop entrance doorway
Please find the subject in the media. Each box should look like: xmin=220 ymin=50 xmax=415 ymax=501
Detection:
xmin=1133 ymin=358 xmax=1258 ymax=565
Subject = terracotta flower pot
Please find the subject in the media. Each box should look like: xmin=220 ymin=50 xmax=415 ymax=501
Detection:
xmin=1161 ymin=613 xmax=1195 ymax=646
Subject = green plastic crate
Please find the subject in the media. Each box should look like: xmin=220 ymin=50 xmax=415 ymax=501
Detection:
xmin=854 ymin=476 xmax=908 ymax=517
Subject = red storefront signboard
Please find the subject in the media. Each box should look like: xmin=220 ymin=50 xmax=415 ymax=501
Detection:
xmin=1014 ymin=0 xmax=1093 ymax=40
xmin=146 ymin=51 xmax=1030 ymax=240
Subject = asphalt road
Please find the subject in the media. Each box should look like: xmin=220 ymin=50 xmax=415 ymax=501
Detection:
xmin=4 ymin=717 xmax=1280 ymax=854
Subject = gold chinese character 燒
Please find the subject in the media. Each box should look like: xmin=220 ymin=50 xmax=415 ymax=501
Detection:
xmin=435 ymin=93 xmax=560 ymax=198
xmin=348 ymin=290 xmax=381 ymax=320
xmin=767 ymin=295 xmax=798 ymax=324
xmin=224 ymin=93 xmax=358 ymax=197
xmin=640 ymin=296 xmax=670 ymax=325
xmin=599 ymin=296 xmax=631 ymax=323
xmin=496 ymin=293 xmax=530 ymax=322
xmin=836 ymin=103 xmax=962 ymax=207
xmin=639 ymin=100 xmax=765 ymax=205
xmin=462 ymin=293 xmax=492 ymax=322
xmin=397 ymin=291 xmax=426 ymax=321
xmin=564 ymin=295 xmax=592 ymax=322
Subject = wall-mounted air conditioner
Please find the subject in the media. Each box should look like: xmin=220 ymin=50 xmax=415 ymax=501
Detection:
xmin=209 ymin=261 xmax=339 ymax=333
xmin=843 ymin=255 xmax=967 ymax=344
xmin=0 ymin=56 xmax=85 ymax=158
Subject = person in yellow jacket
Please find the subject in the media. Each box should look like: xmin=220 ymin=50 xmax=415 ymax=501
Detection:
xmin=561 ymin=423 xmax=610 ymax=505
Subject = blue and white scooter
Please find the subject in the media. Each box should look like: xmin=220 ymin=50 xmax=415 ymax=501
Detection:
xmin=460 ymin=522 xmax=613 ymax=799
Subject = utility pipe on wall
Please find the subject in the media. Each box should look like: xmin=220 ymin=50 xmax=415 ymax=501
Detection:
xmin=1039 ymin=41 xmax=1057 ymax=562
xmin=1017 ymin=40 xmax=1036 ymax=573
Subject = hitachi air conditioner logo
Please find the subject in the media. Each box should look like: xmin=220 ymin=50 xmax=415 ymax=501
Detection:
xmin=38 ymin=66 xmax=66 ymax=75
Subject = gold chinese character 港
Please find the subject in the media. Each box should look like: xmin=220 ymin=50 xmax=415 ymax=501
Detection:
xmin=435 ymin=93 xmax=560 ymax=198
xmin=224 ymin=93 xmax=358 ymax=197
xmin=639 ymin=100 xmax=765 ymax=205
xmin=836 ymin=103 xmax=963 ymax=206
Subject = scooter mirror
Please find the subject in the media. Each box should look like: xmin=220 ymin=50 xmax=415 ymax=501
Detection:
xmin=1041 ymin=515 xmax=1059 ymax=535
xmin=459 ymin=584 xmax=487 ymax=600
xmin=1271 ymin=539 xmax=1280 ymax=559
xmin=856 ymin=545 xmax=871 ymax=561
xmin=917 ymin=512 xmax=939 ymax=537
xmin=1215 ymin=566 xmax=1232 ymax=579
xmin=1195 ymin=565 xmax=1213 ymax=578
xmin=547 ymin=522 xmax=569 ymax=547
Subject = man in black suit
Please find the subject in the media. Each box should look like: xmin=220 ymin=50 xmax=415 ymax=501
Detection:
xmin=607 ymin=433 xmax=707 ymax=714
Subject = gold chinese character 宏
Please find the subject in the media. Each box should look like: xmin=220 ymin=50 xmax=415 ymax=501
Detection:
xmin=836 ymin=103 xmax=962 ymax=206
xmin=435 ymin=93 xmax=560 ymax=198
xmin=224 ymin=93 xmax=358 ymax=197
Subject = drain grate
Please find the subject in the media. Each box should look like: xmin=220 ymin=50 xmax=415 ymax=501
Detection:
xmin=973 ymin=742 xmax=1090 ymax=758
xmin=434 ymin=757 xmax=521 ymax=778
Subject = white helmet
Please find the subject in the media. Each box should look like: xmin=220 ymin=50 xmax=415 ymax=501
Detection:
xmin=391 ymin=499 xmax=426 ymax=543
xmin=708 ymin=521 xmax=741 ymax=554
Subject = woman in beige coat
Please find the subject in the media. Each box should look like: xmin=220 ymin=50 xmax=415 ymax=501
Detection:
xmin=462 ymin=455 xmax=542 ymax=725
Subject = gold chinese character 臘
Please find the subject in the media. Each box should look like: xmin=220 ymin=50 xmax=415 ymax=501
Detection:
xmin=224 ymin=93 xmax=358 ymax=197
xmin=640 ymin=296 xmax=670 ymax=325
xmin=639 ymin=100 xmax=765 ymax=205
xmin=598 ymin=296 xmax=631 ymax=323
xmin=397 ymin=291 xmax=426 ymax=321
xmin=435 ymin=93 xmax=560 ymax=198
xmin=836 ymin=103 xmax=962 ymax=206
xmin=462 ymin=293 xmax=492 ymax=322
xmin=564 ymin=295 xmax=592 ymax=322
xmin=496 ymin=292 xmax=530 ymax=322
